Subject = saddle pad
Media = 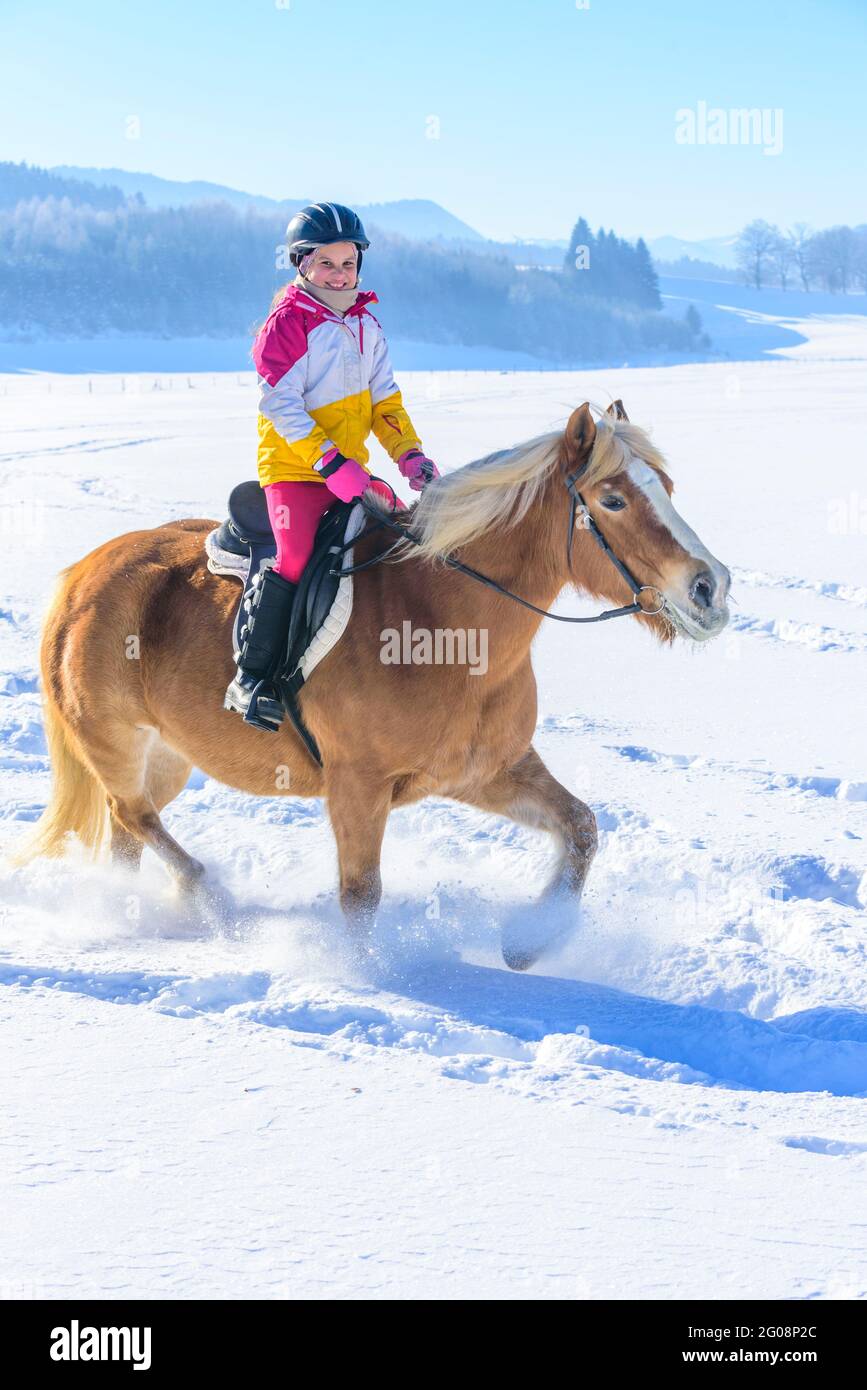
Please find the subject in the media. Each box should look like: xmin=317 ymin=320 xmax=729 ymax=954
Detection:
xmin=204 ymin=500 xmax=366 ymax=683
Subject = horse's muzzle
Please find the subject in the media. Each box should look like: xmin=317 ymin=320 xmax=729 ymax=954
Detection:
xmin=669 ymin=562 xmax=731 ymax=640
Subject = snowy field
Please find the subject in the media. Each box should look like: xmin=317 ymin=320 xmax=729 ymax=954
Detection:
xmin=1 ymin=307 xmax=866 ymax=1300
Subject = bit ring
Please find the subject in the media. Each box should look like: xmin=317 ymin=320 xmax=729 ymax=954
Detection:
xmin=637 ymin=585 xmax=666 ymax=616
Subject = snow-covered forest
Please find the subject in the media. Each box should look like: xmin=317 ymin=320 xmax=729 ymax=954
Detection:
xmin=0 ymin=162 xmax=702 ymax=360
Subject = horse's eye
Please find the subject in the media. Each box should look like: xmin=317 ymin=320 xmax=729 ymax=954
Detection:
xmin=600 ymin=495 xmax=626 ymax=511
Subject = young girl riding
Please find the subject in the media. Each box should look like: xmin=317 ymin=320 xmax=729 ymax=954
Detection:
xmin=225 ymin=202 xmax=439 ymax=731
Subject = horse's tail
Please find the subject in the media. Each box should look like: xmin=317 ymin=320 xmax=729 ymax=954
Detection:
xmin=7 ymin=578 xmax=109 ymax=866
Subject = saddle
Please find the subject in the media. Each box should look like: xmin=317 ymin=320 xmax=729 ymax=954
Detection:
xmin=205 ymin=482 xmax=367 ymax=762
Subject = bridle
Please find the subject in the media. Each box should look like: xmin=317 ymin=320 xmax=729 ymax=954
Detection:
xmin=562 ymin=467 xmax=666 ymax=621
xmin=331 ymin=462 xmax=667 ymax=626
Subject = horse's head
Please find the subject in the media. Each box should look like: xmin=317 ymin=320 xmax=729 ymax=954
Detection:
xmin=560 ymin=401 xmax=730 ymax=642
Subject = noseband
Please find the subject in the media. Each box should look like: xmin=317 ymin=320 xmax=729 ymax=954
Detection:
xmin=335 ymin=466 xmax=666 ymax=626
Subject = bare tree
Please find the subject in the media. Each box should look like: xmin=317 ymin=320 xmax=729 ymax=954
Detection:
xmin=786 ymin=223 xmax=813 ymax=292
xmin=852 ymin=226 xmax=867 ymax=294
xmin=735 ymin=219 xmax=778 ymax=290
xmin=809 ymin=225 xmax=856 ymax=293
xmin=769 ymin=231 xmax=795 ymax=290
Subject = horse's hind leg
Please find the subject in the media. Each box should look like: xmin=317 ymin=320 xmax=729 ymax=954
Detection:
xmin=114 ymin=734 xmax=201 ymax=889
xmin=454 ymin=745 xmax=598 ymax=970
xmin=109 ymin=817 xmax=144 ymax=871
xmin=80 ymin=720 xmax=200 ymax=888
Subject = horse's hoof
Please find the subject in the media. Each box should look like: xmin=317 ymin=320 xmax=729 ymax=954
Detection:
xmin=168 ymin=859 xmax=206 ymax=900
xmin=502 ymin=946 xmax=535 ymax=972
xmin=183 ymin=859 xmax=207 ymax=887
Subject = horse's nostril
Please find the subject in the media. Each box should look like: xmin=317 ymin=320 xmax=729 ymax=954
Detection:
xmin=691 ymin=572 xmax=714 ymax=609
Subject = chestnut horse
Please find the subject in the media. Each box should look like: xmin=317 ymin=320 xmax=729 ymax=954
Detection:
xmin=15 ymin=402 xmax=730 ymax=968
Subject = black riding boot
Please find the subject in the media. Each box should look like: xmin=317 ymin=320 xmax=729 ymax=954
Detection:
xmin=224 ymin=567 xmax=297 ymax=732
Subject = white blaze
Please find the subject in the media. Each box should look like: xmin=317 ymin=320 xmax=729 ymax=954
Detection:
xmin=626 ymin=456 xmax=719 ymax=574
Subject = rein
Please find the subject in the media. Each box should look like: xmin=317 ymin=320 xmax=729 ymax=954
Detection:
xmin=331 ymin=471 xmax=665 ymax=625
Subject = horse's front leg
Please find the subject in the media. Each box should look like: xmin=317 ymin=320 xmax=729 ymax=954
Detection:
xmin=325 ymin=763 xmax=393 ymax=940
xmin=454 ymin=744 xmax=598 ymax=970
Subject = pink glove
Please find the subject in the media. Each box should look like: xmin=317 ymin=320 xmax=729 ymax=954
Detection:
xmin=314 ymin=447 xmax=370 ymax=502
xmin=397 ymin=448 xmax=440 ymax=492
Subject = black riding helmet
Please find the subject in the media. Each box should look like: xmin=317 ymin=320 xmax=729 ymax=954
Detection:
xmin=285 ymin=202 xmax=370 ymax=274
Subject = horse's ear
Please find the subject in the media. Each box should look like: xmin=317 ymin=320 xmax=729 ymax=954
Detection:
xmin=606 ymin=399 xmax=629 ymax=421
xmin=564 ymin=403 xmax=596 ymax=464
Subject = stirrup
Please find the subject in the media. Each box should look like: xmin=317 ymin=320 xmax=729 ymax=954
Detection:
xmin=224 ymin=672 xmax=284 ymax=732
xmin=244 ymin=679 xmax=284 ymax=732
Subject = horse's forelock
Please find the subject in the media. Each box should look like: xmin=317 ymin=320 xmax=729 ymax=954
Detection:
xmin=579 ymin=414 xmax=670 ymax=490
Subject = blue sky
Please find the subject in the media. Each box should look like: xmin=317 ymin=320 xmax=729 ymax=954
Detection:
xmin=3 ymin=0 xmax=865 ymax=242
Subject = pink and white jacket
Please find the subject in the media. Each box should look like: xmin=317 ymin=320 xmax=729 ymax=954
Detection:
xmin=252 ymin=284 xmax=423 ymax=486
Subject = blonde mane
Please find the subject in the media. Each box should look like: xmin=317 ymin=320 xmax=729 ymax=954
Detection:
xmin=393 ymin=407 xmax=669 ymax=560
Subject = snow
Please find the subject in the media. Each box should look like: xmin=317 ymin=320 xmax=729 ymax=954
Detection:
xmin=658 ymin=276 xmax=867 ymax=362
xmin=1 ymin=302 xmax=866 ymax=1300
xmin=0 ymin=335 xmax=569 ymax=375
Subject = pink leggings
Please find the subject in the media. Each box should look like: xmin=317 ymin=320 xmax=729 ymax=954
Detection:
xmin=264 ymin=478 xmax=405 ymax=583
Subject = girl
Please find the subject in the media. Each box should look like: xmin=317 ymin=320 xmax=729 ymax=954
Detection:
xmin=225 ymin=202 xmax=439 ymax=731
